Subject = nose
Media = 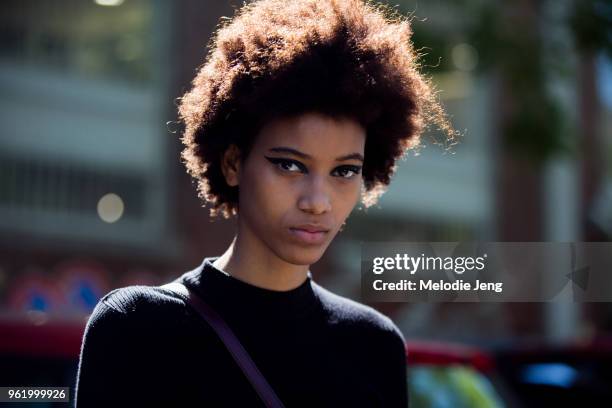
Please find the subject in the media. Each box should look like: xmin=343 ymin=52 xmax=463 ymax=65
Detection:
xmin=297 ymin=175 xmax=332 ymax=214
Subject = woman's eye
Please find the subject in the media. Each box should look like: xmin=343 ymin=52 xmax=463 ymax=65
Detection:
xmin=265 ymin=157 xmax=304 ymax=173
xmin=280 ymin=161 xmax=300 ymax=172
xmin=333 ymin=166 xmax=362 ymax=179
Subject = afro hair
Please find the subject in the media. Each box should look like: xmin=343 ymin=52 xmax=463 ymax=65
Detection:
xmin=178 ymin=0 xmax=455 ymax=218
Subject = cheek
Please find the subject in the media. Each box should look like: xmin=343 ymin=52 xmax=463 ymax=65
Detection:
xmin=320 ymin=184 xmax=359 ymax=235
xmin=336 ymin=182 xmax=362 ymax=213
xmin=240 ymin=167 xmax=293 ymax=216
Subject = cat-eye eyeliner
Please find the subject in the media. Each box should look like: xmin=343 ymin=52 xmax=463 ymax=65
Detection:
xmin=264 ymin=156 xmax=362 ymax=178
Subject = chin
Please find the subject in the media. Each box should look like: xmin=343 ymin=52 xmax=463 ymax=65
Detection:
xmin=279 ymin=245 xmax=327 ymax=266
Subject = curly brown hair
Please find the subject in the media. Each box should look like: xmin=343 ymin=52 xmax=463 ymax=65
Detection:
xmin=178 ymin=0 xmax=454 ymax=219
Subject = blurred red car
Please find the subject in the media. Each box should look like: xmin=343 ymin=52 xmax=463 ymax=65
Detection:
xmin=0 ymin=317 xmax=83 ymax=407
xmin=405 ymin=340 xmax=509 ymax=407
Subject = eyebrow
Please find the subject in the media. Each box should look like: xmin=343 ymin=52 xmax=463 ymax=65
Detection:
xmin=268 ymin=147 xmax=364 ymax=163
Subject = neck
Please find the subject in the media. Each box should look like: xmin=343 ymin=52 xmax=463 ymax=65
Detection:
xmin=212 ymin=235 xmax=310 ymax=292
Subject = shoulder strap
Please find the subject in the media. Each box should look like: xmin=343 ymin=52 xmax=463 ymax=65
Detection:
xmin=161 ymin=282 xmax=286 ymax=408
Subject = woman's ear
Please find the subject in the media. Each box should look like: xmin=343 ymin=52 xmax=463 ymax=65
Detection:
xmin=220 ymin=144 xmax=241 ymax=187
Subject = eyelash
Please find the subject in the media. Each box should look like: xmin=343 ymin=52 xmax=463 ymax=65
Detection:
xmin=264 ymin=157 xmax=362 ymax=179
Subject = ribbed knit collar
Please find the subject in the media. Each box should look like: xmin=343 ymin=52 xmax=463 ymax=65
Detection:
xmin=181 ymin=256 xmax=320 ymax=323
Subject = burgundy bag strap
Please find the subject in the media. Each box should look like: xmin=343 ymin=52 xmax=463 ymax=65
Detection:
xmin=161 ymin=281 xmax=286 ymax=408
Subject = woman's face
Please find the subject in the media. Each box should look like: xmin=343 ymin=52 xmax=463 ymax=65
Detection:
xmin=227 ymin=112 xmax=366 ymax=266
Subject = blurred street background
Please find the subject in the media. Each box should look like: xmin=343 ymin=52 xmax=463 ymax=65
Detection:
xmin=0 ymin=0 xmax=611 ymax=406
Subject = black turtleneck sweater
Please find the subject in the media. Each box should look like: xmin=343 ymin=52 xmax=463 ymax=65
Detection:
xmin=74 ymin=257 xmax=408 ymax=407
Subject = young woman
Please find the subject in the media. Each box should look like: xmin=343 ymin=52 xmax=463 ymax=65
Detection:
xmin=75 ymin=0 xmax=452 ymax=406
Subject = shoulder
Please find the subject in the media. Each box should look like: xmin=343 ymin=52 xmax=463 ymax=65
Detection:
xmin=312 ymin=282 xmax=406 ymax=347
xmin=76 ymin=285 xmax=190 ymax=404
xmin=98 ymin=284 xmax=186 ymax=315
xmin=83 ymin=284 xmax=188 ymax=337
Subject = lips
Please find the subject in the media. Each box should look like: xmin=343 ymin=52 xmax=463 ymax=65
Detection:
xmin=291 ymin=224 xmax=330 ymax=233
xmin=289 ymin=224 xmax=330 ymax=245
